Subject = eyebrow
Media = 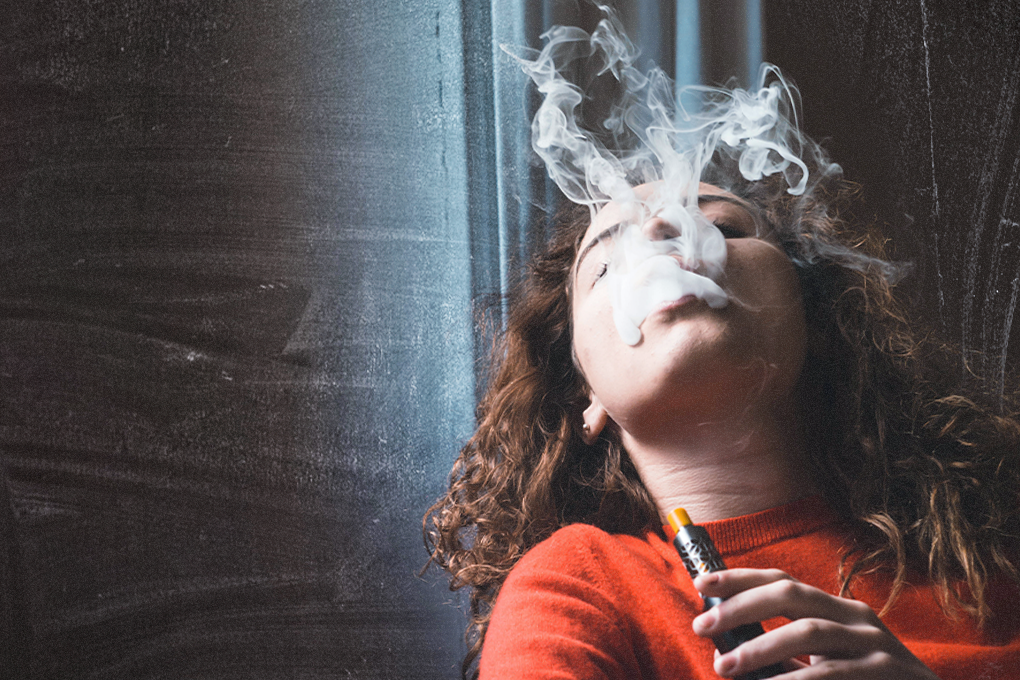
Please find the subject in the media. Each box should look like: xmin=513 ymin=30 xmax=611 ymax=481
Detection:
xmin=699 ymin=193 xmax=754 ymax=212
xmin=574 ymin=221 xmax=624 ymax=278
xmin=573 ymin=194 xmax=759 ymax=279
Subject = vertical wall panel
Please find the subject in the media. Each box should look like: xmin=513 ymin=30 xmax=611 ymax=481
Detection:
xmin=0 ymin=0 xmax=477 ymax=676
xmin=675 ymin=0 xmax=702 ymax=91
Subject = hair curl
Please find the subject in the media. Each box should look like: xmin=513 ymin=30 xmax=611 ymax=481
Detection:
xmin=424 ymin=175 xmax=1020 ymax=679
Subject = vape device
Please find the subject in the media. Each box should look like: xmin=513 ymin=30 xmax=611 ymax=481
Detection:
xmin=668 ymin=508 xmax=784 ymax=680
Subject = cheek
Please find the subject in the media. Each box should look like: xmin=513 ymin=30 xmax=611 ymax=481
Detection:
xmin=572 ymin=294 xmax=618 ymax=373
xmin=571 ymin=291 xmax=641 ymax=407
xmin=725 ymin=241 xmax=807 ymax=384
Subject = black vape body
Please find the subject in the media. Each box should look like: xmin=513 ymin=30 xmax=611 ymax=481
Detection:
xmin=671 ymin=520 xmax=785 ymax=680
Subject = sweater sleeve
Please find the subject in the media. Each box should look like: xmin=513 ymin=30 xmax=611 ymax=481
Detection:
xmin=478 ymin=525 xmax=642 ymax=680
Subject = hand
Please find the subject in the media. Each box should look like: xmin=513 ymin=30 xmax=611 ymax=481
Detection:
xmin=691 ymin=569 xmax=941 ymax=679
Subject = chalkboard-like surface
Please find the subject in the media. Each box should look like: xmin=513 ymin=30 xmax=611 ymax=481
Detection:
xmin=1 ymin=1 xmax=471 ymax=677
xmin=766 ymin=0 xmax=1020 ymax=395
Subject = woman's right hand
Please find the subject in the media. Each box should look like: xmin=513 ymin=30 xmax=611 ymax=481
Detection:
xmin=692 ymin=568 xmax=941 ymax=679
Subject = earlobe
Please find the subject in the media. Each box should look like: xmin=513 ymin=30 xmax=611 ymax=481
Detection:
xmin=581 ymin=395 xmax=609 ymax=445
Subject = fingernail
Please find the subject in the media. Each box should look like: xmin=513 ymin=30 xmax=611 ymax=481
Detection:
xmin=716 ymin=654 xmax=737 ymax=676
xmin=697 ymin=572 xmax=719 ymax=586
xmin=692 ymin=609 xmax=716 ymax=633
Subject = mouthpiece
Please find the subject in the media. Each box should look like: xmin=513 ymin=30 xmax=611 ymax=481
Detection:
xmin=667 ymin=507 xmax=692 ymax=532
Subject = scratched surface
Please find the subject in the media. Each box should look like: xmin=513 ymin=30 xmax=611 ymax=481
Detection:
xmin=0 ymin=0 xmax=472 ymax=678
xmin=766 ymin=0 xmax=1020 ymax=399
xmin=1 ymin=1 xmax=1019 ymax=679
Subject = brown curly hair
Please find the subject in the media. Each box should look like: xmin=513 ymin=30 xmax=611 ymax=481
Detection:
xmin=423 ymin=174 xmax=1020 ymax=679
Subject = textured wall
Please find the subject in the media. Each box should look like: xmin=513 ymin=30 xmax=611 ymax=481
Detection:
xmin=765 ymin=0 xmax=1020 ymax=399
xmin=0 ymin=1 xmax=475 ymax=677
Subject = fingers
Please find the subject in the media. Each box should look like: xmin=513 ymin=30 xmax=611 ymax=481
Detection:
xmin=689 ymin=570 xmax=931 ymax=679
xmin=708 ymin=618 xmax=891 ymax=678
xmin=717 ymin=648 xmax=936 ymax=680
xmin=694 ymin=568 xmax=793 ymax=598
xmin=720 ymin=655 xmax=874 ymax=680
xmin=692 ymin=582 xmax=886 ymax=668
xmin=694 ymin=571 xmax=882 ymax=632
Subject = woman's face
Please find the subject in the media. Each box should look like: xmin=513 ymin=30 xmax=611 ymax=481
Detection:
xmin=570 ymin=183 xmax=806 ymax=441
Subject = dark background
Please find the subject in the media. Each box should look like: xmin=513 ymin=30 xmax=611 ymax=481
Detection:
xmin=0 ymin=1 xmax=1018 ymax=678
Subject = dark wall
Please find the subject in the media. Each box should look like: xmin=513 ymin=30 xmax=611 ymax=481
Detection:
xmin=0 ymin=1 xmax=475 ymax=677
xmin=765 ymin=0 xmax=1020 ymax=398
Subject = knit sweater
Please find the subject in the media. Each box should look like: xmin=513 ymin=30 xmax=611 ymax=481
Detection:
xmin=479 ymin=496 xmax=1020 ymax=679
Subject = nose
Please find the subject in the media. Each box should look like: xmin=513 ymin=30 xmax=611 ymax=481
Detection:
xmin=641 ymin=216 xmax=680 ymax=241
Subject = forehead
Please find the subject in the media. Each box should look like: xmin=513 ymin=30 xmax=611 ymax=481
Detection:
xmin=578 ymin=182 xmax=747 ymax=246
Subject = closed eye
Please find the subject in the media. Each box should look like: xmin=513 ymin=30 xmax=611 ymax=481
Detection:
xmin=595 ymin=261 xmax=609 ymax=280
xmin=714 ymin=222 xmax=746 ymax=239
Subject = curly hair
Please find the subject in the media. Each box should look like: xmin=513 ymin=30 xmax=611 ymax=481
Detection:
xmin=423 ymin=175 xmax=1020 ymax=679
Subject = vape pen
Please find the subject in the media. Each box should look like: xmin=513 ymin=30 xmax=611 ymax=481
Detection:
xmin=668 ymin=507 xmax=784 ymax=680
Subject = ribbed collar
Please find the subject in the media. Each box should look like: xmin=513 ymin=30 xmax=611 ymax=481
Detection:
xmin=697 ymin=495 xmax=840 ymax=556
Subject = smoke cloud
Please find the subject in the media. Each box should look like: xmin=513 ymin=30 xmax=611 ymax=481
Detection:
xmin=505 ymin=7 xmax=894 ymax=345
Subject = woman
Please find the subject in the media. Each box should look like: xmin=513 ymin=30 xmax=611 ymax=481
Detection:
xmin=425 ymin=16 xmax=1020 ymax=680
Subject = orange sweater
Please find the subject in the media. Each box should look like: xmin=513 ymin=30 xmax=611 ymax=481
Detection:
xmin=480 ymin=496 xmax=1020 ymax=679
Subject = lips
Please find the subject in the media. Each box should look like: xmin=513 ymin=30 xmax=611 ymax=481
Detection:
xmin=609 ymin=256 xmax=729 ymax=345
xmin=653 ymin=294 xmax=697 ymax=314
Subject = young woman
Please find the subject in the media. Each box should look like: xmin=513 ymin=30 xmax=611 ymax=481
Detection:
xmin=425 ymin=19 xmax=1020 ymax=680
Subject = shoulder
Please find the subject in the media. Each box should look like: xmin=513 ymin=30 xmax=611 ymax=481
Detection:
xmin=505 ymin=523 xmax=664 ymax=589
xmin=520 ymin=522 xmax=664 ymax=564
xmin=481 ymin=525 xmax=661 ymax=679
xmin=493 ymin=522 xmax=672 ymax=632
xmin=512 ymin=522 xmax=626 ymax=566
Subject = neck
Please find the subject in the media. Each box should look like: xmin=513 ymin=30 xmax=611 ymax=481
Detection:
xmin=620 ymin=400 xmax=816 ymax=524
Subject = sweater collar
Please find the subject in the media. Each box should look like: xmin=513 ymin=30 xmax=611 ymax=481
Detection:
xmin=660 ymin=495 xmax=841 ymax=555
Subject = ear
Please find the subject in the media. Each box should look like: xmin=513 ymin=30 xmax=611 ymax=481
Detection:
xmin=581 ymin=393 xmax=609 ymax=445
